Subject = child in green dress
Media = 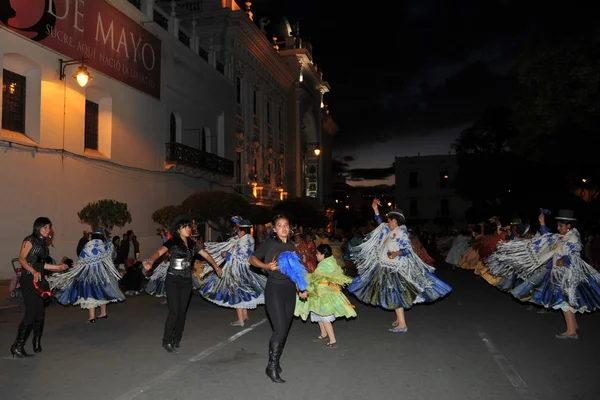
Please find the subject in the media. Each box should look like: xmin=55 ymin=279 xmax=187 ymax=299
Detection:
xmin=295 ymin=244 xmax=357 ymax=348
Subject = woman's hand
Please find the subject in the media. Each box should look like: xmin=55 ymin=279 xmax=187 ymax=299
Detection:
xmin=388 ymin=251 xmax=398 ymax=259
xmin=33 ymin=271 xmax=42 ymax=282
xmin=372 ymin=198 xmax=380 ymax=212
xmin=214 ymin=265 xmax=223 ymax=278
xmin=298 ymin=290 xmax=308 ymax=300
xmin=556 ymin=258 xmax=565 ymax=267
xmin=143 ymin=261 xmax=153 ymax=271
xmin=266 ymin=261 xmax=278 ymax=271
xmin=56 ymin=263 xmax=68 ymax=271
xmin=221 ymin=250 xmax=228 ymax=258
xmin=538 ymin=213 xmax=545 ymax=226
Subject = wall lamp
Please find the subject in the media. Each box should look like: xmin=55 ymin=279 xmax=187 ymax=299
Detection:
xmin=59 ymin=57 xmax=92 ymax=87
xmin=313 ymin=144 xmax=321 ymax=156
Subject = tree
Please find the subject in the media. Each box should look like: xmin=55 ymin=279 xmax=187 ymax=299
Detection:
xmin=512 ymin=25 xmax=600 ymax=192
xmin=272 ymin=198 xmax=328 ymax=229
xmin=151 ymin=204 xmax=185 ymax=229
xmin=181 ymin=191 xmax=251 ymax=237
xmin=247 ymin=204 xmax=273 ymax=225
xmin=78 ymin=199 xmax=132 ymax=231
xmin=333 ymin=210 xmax=362 ymax=231
xmin=452 ymin=107 xmax=522 ymax=206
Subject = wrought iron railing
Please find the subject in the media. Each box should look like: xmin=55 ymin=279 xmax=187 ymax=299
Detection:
xmin=153 ymin=9 xmax=168 ymax=30
xmin=199 ymin=48 xmax=209 ymax=61
xmin=165 ymin=142 xmax=234 ymax=177
xmin=179 ymin=31 xmax=190 ymax=47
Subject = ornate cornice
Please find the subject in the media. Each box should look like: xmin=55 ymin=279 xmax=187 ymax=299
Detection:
xmin=229 ymin=11 xmax=295 ymax=91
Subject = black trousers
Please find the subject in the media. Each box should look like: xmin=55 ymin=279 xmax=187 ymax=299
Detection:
xmin=265 ymin=280 xmax=296 ymax=344
xmin=19 ymin=275 xmax=45 ymax=325
xmin=163 ymin=274 xmax=192 ymax=344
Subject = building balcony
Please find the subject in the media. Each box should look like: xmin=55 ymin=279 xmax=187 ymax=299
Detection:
xmin=165 ymin=142 xmax=234 ymax=177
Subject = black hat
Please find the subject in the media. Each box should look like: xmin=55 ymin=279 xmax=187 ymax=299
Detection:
xmin=91 ymin=226 xmax=104 ymax=235
xmin=238 ymin=219 xmax=252 ymax=227
xmin=517 ymin=223 xmax=530 ymax=237
xmin=510 ymin=218 xmax=522 ymax=225
xmin=170 ymin=215 xmax=193 ymax=236
xmin=555 ymin=209 xmax=576 ymax=221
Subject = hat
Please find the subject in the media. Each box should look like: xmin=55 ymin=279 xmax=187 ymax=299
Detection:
xmin=555 ymin=209 xmax=576 ymax=221
xmin=517 ymin=223 xmax=530 ymax=237
xmin=231 ymin=216 xmax=242 ymax=224
xmin=510 ymin=218 xmax=522 ymax=225
xmin=91 ymin=226 xmax=104 ymax=235
xmin=387 ymin=209 xmax=405 ymax=220
xmin=238 ymin=219 xmax=252 ymax=227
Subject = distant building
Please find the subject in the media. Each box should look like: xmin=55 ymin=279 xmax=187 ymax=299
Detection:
xmin=394 ymin=155 xmax=470 ymax=231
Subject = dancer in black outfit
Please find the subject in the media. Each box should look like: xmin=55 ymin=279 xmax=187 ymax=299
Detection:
xmin=10 ymin=217 xmax=68 ymax=358
xmin=144 ymin=216 xmax=222 ymax=353
xmin=249 ymin=214 xmax=308 ymax=383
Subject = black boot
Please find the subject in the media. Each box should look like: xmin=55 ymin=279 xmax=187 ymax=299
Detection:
xmin=162 ymin=340 xmax=178 ymax=354
xmin=10 ymin=323 xmax=34 ymax=358
xmin=277 ymin=338 xmax=286 ymax=374
xmin=33 ymin=319 xmax=45 ymax=353
xmin=265 ymin=341 xmax=285 ymax=383
xmin=172 ymin=340 xmax=180 ymax=350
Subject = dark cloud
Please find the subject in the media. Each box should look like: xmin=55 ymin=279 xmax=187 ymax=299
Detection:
xmin=348 ymin=166 xmax=395 ymax=182
xmin=249 ymin=0 xmax=543 ymax=151
xmin=250 ymin=0 xmax=589 ymax=183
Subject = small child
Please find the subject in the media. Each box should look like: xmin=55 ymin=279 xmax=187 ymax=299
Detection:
xmin=294 ymin=244 xmax=356 ymax=348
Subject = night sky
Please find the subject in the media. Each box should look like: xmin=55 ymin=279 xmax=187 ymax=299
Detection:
xmin=250 ymin=1 xmax=585 ymax=186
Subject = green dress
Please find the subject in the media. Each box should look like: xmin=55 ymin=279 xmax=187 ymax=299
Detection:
xmin=295 ymin=256 xmax=357 ymax=322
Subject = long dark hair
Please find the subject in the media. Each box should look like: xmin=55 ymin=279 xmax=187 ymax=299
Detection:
xmin=170 ymin=215 xmax=193 ymax=239
xmin=32 ymin=217 xmax=52 ymax=238
xmin=271 ymin=214 xmax=291 ymax=243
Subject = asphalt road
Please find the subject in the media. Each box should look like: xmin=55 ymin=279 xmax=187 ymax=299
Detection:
xmin=1 ymin=263 xmax=598 ymax=400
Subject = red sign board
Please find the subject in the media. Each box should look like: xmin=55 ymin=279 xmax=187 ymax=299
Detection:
xmin=1 ymin=0 xmax=162 ymax=99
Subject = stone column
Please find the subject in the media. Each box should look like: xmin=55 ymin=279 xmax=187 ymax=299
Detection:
xmin=140 ymin=0 xmax=155 ymax=20
xmin=168 ymin=0 xmax=179 ymax=39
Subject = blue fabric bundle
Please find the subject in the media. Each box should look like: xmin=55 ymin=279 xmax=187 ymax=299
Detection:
xmin=277 ymin=251 xmax=308 ymax=291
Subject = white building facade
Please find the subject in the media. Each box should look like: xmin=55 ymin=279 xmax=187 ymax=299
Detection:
xmin=394 ymin=155 xmax=471 ymax=231
xmin=0 ymin=0 xmax=235 ymax=278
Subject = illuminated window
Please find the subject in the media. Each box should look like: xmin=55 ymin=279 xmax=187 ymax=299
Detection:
xmin=439 ymin=171 xmax=449 ymax=188
xmin=2 ymin=69 xmax=26 ymax=133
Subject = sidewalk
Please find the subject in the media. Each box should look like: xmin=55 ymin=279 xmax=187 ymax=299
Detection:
xmin=0 ymin=279 xmax=23 ymax=314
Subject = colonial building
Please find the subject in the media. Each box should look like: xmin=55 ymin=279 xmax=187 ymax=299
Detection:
xmin=394 ymin=155 xmax=471 ymax=231
xmin=0 ymin=0 xmax=226 ymax=279
xmin=0 ymin=0 xmax=335 ymax=278
xmin=170 ymin=1 xmax=335 ymax=205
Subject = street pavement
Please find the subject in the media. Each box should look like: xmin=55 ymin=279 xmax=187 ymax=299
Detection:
xmin=1 ymin=263 xmax=599 ymax=400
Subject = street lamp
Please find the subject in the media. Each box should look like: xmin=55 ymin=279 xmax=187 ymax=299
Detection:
xmin=302 ymin=142 xmax=322 ymax=198
xmin=59 ymin=57 xmax=92 ymax=87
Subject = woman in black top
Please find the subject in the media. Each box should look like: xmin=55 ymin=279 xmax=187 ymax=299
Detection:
xmin=249 ymin=214 xmax=308 ymax=383
xmin=10 ymin=217 xmax=68 ymax=358
xmin=144 ymin=216 xmax=222 ymax=353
